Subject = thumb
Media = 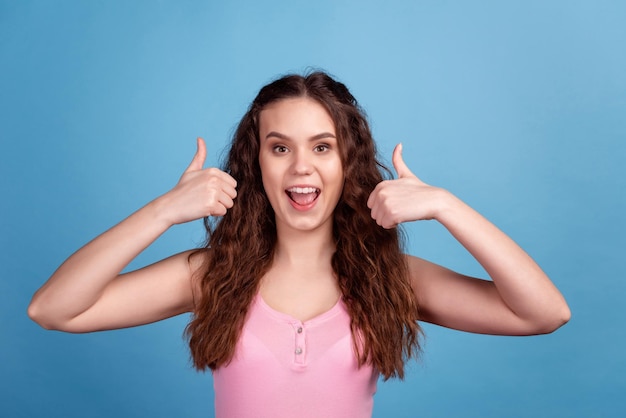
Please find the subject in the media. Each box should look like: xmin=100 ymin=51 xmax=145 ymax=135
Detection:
xmin=185 ymin=137 xmax=207 ymax=173
xmin=392 ymin=143 xmax=415 ymax=179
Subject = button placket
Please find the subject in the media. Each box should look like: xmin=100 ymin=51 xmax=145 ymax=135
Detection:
xmin=293 ymin=322 xmax=306 ymax=364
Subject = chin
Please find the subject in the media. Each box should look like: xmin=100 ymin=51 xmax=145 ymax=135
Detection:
xmin=278 ymin=214 xmax=333 ymax=233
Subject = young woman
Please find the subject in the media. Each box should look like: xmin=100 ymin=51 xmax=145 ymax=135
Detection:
xmin=28 ymin=72 xmax=570 ymax=418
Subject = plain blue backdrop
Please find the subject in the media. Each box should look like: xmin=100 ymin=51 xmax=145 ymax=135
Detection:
xmin=2 ymin=1 xmax=624 ymax=417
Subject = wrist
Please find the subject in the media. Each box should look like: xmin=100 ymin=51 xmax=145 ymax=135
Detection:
xmin=432 ymin=188 xmax=463 ymax=223
xmin=146 ymin=193 xmax=178 ymax=229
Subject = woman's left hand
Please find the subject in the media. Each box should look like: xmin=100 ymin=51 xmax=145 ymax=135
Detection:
xmin=367 ymin=143 xmax=446 ymax=229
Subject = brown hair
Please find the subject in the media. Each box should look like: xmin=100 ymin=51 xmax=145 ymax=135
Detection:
xmin=185 ymin=71 xmax=421 ymax=380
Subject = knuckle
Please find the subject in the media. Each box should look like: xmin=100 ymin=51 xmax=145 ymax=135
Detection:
xmin=206 ymin=175 xmax=220 ymax=186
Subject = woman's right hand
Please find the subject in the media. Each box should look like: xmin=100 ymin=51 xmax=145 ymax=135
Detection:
xmin=158 ymin=138 xmax=238 ymax=225
xmin=28 ymin=137 xmax=235 ymax=332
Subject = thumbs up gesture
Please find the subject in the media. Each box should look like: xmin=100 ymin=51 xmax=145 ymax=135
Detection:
xmin=367 ymin=144 xmax=444 ymax=229
xmin=159 ymin=138 xmax=238 ymax=225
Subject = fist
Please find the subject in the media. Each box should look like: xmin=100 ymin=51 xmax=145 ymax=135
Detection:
xmin=367 ymin=144 xmax=441 ymax=229
xmin=163 ymin=138 xmax=237 ymax=225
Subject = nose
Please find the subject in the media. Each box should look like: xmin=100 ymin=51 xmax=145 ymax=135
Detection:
xmin=291 ymin=149 xmax=313 ymax=175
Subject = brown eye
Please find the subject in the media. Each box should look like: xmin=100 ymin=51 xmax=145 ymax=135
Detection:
xmin=314 ymin=144 xmax=329 ymax=152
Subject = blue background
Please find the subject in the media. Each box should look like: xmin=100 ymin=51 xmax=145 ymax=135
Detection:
xmin=1 ymin=1 xmax=624 ymax=417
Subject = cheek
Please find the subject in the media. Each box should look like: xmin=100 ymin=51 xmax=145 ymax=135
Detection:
xmin=329 ymin=160 xmax=345 ymax=185
xmin=258 ymin=156 xmax=272 ymax=185
xmin=324 ymin=162 xmax=345 ymax=199
xmin=260 ymin=165 xmax=281 ymax=200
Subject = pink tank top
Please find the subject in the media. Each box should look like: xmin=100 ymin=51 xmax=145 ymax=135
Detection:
xmin=213 ymin=293 xmax=378 ymax=418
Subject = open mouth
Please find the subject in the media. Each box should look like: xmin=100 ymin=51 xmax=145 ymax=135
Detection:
xmin=285 ymin=186 xmax=320 ymax=206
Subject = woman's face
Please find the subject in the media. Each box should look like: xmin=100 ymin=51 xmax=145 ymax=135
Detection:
xmin=257 ymin=97 xmax=344 ymax=235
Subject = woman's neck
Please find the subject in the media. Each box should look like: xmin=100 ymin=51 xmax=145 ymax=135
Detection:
xmin=262 ymin=223 xmax=340 ymax=321
xmin=273 ymin=224 xmax=335 ymax=269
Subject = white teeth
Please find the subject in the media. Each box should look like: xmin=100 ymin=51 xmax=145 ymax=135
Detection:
xmin=287 ymin=187 xmax=318 ymax=194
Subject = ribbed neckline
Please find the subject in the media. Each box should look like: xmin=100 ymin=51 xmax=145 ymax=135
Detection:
xmin=255 ymin=292 xmax=344 ymax=326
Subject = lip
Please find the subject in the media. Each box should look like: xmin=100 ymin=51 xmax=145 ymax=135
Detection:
xmin=285 ymin=184 xmax=321 ymax=211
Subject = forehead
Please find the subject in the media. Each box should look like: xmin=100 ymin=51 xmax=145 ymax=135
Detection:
xmin=258 ymin=97 xmax=336 ymax=136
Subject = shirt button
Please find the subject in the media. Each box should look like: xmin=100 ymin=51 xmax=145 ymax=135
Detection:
xmin=295 ymin=347 xmax=303 ymax=355
xmin=297 ymin=327 xmax=303 ymax=334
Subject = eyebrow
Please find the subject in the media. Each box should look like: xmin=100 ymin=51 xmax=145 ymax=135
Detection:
xmin=264 ymin=131 xmax=336 ymax=141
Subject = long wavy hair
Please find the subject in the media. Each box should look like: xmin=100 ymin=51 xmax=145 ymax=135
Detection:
xmin=185 ymin=71 xmax=422 ymax=380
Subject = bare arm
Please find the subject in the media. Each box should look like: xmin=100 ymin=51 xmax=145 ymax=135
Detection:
xmin=28 ymin=138 xmax=237 ymax=332
xmin=368 ymin=144 xmax=570 ymax=335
